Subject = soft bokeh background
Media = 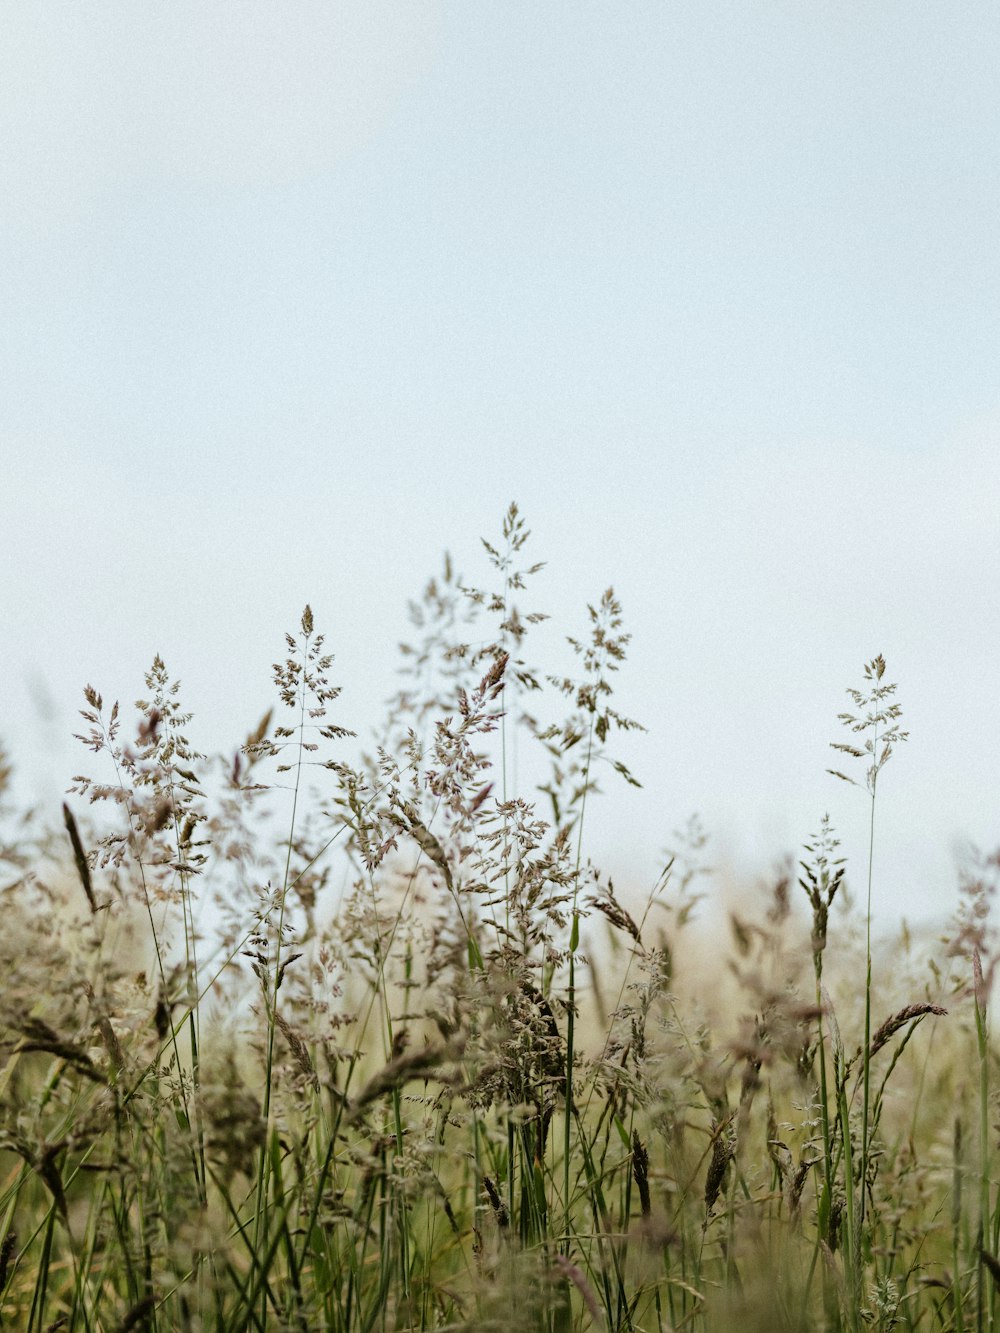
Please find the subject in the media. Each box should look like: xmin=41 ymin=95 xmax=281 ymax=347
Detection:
xmin=2 ymin=2 xmax=997 ymax=925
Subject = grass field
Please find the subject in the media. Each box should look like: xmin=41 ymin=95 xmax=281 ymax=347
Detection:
xmin=0 ymin=505 xmax=995 ymax=1332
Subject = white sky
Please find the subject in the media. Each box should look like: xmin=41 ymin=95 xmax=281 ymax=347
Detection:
xmin=2 ymin=2 xmax=998 ymax=926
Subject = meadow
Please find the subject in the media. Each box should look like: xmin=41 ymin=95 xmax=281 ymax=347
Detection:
xmin=0 ymin=504 xmax=995 ymax=1332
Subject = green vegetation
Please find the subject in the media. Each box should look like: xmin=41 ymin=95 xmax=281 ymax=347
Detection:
xmin=0 ymin=505 xmax=994 ymax=1331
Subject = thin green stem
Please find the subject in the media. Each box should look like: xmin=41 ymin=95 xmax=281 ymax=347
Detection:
xmin=563 ymin=712 xmax=595 ymax=1250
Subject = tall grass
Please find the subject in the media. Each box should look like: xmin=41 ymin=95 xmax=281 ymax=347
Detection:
xmin=828 ymin=654 xmax=910 ymax=1325
xmin=0 ymin=504 xmax=994 ymax=1332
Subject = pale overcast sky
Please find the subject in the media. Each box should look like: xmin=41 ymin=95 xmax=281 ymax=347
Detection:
xmin=2 ymin=3 xmax=998 ymax=925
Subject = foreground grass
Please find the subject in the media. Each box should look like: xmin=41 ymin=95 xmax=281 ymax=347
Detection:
xmin=0 ymin=505 xmax=996 ymax=1332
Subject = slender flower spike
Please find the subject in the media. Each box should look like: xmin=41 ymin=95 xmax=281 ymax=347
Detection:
xmin=827 ymin=654 xmax=908 ymax=795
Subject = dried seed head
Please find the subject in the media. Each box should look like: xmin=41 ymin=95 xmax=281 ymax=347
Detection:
xmin=869 ymin=1003 xmax=947 ymax=1059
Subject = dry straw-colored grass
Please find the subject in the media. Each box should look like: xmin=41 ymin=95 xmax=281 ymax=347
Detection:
xmin=0 ymin=503 xmax=996 ymax=1333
